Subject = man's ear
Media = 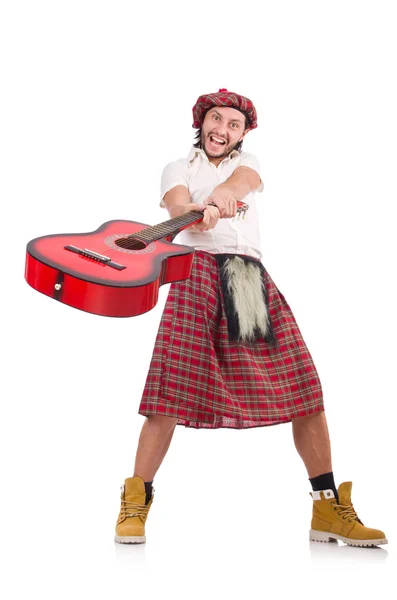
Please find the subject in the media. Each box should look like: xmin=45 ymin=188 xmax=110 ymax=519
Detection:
xmin=239 ymin=128 xmax=250 ymax=142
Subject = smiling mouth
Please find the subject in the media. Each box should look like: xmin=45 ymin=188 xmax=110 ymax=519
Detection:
xmin=209 ymin=134 xmax=227 ymax=147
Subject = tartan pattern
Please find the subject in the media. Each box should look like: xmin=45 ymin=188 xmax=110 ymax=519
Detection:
xmin=138 ymin=251 xmax=324 ymax=429
xmin=192 ymin=88 xmax=257 ymax=130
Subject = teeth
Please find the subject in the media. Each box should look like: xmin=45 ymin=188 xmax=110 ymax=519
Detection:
xmin=211 ymin=135 xmax=226 ymax=144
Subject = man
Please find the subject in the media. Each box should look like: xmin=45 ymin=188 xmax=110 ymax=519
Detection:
xmin=114 ymin=89 xmax=387 ymax=548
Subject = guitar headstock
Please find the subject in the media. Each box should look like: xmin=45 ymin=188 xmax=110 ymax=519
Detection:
xmin=236 ymin=201 xmax=249 ymax=220
xmin=207 ymin=200 xmax=249 ymax=221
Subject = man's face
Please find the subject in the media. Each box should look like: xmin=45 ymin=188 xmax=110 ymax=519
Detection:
xmin=201 ymin=106 xmax=249 ymax=160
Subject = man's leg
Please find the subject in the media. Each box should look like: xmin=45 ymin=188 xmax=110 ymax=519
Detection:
xmin=134 ymin=414 xmax=179 ymax=483
xmin=115 ymin=415 xmax=178 ymax=543
xmin=293 ymin=410 xmax=388 ymax=545
xmin=291 ymin=410 xmax=332 ymax=478
xmin=291 ymin=410 xmax=339 ymax=501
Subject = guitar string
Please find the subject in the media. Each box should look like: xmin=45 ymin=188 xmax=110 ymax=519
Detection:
xmin=91 ymin=212 xmax=203 ymax=259
xmin=75 ymin=207 xmax=246 ymax=261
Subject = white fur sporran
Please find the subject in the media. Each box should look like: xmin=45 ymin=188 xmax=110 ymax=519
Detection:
xmin=214 ymin=254 xmax=278 ymax=346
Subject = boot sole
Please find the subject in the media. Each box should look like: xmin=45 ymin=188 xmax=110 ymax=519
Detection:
xmin=114 ymin=535 xmax=146 ymax=544
xmin=309 ymin=529 xmax=388 ymax=547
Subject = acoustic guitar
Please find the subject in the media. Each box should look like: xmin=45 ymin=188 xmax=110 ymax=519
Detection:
xmin=25 ymin=201 xmax=249 ymax=317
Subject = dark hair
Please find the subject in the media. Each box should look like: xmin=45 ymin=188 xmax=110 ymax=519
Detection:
xmin=193 ymin=106 xmax=250 ymax=152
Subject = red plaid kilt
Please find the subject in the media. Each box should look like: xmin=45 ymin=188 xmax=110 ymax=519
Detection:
xmin=138 ymin=250 xmax=324 ymax=429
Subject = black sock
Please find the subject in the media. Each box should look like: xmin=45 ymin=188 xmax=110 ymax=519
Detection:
xmin=309 ymin=471 xmax=339 ymax=503
xmin=144 ymin=481 xmax=153 ymax=505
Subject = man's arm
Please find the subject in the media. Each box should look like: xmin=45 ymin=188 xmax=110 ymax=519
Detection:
xmin=203 ymin=166 xmax=262 ymax=218
xmin=160 ymin=160 xmax=205 ymax=218
xmin=162 ymin=185 xmax=193 ymax=218
xmin=162 ymin=185 xmax=220 ymax=232
xmin=215 ymin=166 xmax=262 ymax=201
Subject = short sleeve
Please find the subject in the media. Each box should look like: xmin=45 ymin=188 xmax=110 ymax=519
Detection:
xmin=238 ymin=152 xmax=264 ymax=193
xmin=159 ymin=160 xmax=189 ymax=208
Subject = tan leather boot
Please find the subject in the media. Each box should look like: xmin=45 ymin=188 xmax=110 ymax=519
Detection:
xmin=309 ymin=481 xmax=388 ymax=547
xmin=114 ymin=476 xmax=154 ymax=544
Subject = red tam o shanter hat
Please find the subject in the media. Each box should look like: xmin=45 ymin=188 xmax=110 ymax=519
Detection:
xmin=192 ymin=88 xmax=257 ymax=130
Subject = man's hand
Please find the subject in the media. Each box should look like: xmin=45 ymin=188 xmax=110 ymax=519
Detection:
xmin=190 ymin=204 xmax=221 ymax=232
xmin=202 ymin=188 xmax=237 ymax=218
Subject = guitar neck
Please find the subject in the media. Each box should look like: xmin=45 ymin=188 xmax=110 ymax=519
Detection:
xmin=129 ymin=202 xmax=249 ymax=244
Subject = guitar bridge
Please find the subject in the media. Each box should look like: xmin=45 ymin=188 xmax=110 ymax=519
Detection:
xmin=64 ymin=245 xmax=126 ymax=270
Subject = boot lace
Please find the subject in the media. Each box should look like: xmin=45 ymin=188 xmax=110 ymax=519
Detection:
xmin=331 ymin=501 xmax=363 ymax=524
xmin=117 ymin=496 xmax=152 ymax=525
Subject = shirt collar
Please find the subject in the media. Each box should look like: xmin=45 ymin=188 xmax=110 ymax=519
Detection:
xmin=187 ymin=146 xmax=240 ymax=163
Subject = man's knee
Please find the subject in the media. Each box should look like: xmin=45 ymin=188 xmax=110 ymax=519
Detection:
xmin=292 ymin=410 xmax=326 ymax=425
xmin=146 ymin=414 xmax=179 ymax=432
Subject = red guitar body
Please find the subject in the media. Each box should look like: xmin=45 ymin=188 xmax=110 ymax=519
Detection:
xmin=25 ymin=202 xmax=249 ymax=317
xmin=25 ymin=219 xmax=197 ymax=317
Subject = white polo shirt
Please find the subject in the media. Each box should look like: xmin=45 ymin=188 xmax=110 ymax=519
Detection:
xmin=159 ymin=146 xmax=264 ymax=260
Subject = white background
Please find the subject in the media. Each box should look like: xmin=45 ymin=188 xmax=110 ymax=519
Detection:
xmin=1 ymin=1 xmax=396 ymax=598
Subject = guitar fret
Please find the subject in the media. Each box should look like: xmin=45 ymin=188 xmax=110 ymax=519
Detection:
xmin=127 ymin=211 xmax=202 ymax=243
xmin=121 ymin=203 xmax=247 ymax=245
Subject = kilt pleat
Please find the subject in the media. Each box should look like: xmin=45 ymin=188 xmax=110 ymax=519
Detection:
xmin=138 ymin=250 xmax=324 ymax=429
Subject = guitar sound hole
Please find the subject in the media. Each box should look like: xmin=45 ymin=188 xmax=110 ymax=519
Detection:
xmin=115 ymin=238 xmax=147 ymax=251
